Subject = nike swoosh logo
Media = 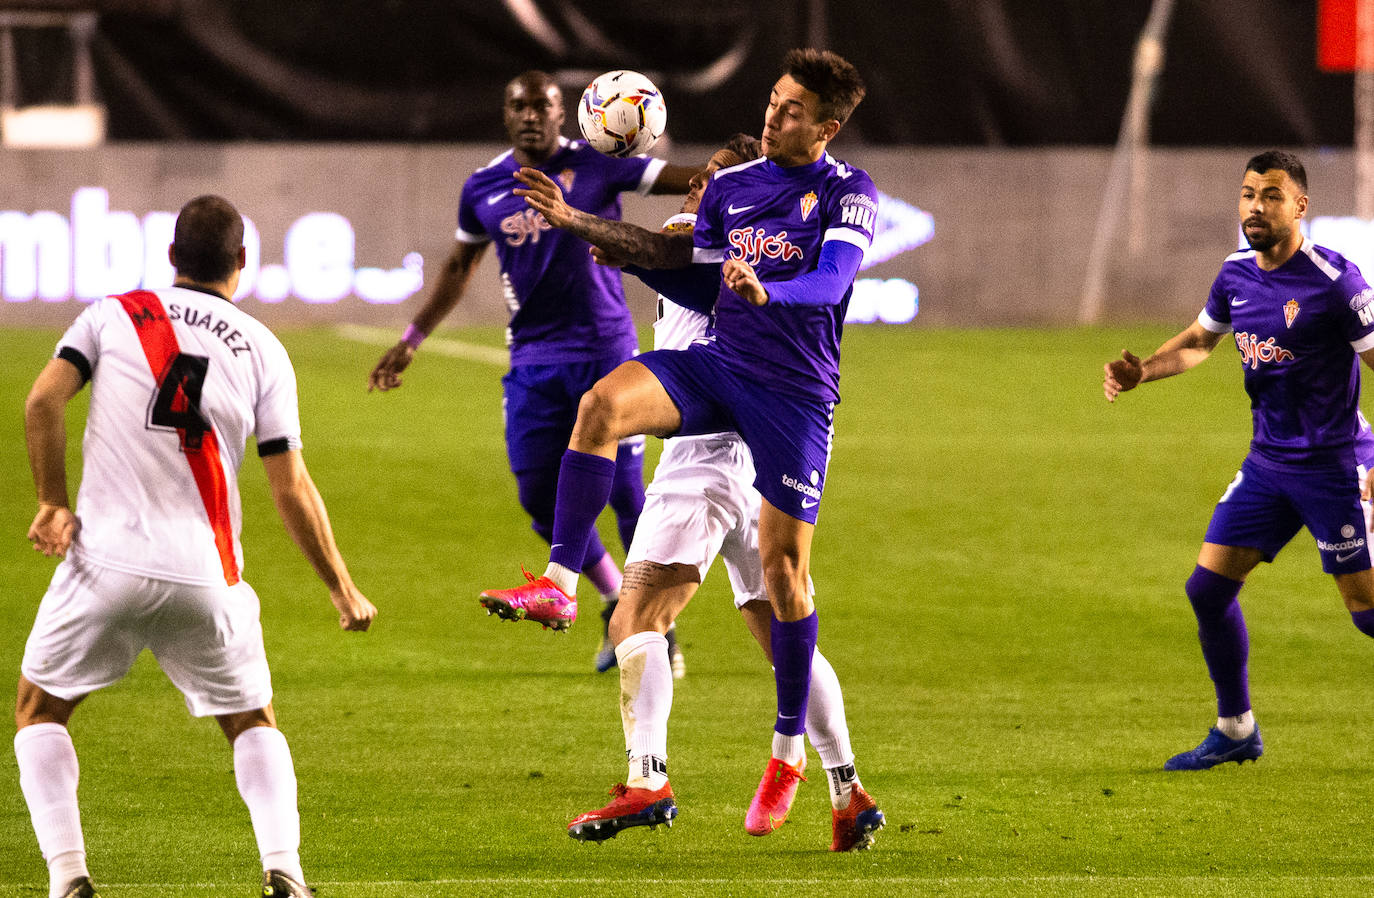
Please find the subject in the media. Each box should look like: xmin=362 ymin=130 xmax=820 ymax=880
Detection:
xmin=631 ymin=443 xmax=646 ymax=456
xmin=487 ymin=192 xmax=509 ymax=205
xmin=1230 ymin=298 xmax=1248 ymax=307
xmin=801 ymin=499 xmax=818 ymax=509
xmin=727 ymin=203 xmax=756 ymax=214
xmin=1337 ymin=549 xmax=1363 ymax=562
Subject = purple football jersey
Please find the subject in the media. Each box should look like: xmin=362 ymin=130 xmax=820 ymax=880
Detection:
xmin=1199 ymin=238 xmax=1374 ymax=467
xmin=456 ymin=137 xmax=664 ymax=366
xmin=692 ymin=153 xmax=878 ymax=402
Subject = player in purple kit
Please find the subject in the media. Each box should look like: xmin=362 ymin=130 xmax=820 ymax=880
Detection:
xmin=481 ymin=49 xmax=878 ymax=841
xmin=368 ymin=71 xmax=695 ymax=671
xmin=1104 ymin=150 xmax=1374 ymax=769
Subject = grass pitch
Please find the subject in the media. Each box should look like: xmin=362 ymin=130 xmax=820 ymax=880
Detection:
xmin=2 ymin=323 xmax=1372 ymax=897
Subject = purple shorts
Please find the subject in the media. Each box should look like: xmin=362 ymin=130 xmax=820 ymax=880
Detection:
xmin=1204 ymin=454 xmax=1373 ymax=574
xmin=502 ymin=355 xmax=629 ymax=476
xmin=636 ymin=342 xmax=834 ymax=524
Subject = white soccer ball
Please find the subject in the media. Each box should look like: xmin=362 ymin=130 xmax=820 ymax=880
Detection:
xmin=577 ymin=70 xmax=667 ymax=157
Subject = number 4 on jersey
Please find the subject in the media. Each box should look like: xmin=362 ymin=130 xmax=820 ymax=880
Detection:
xmin=149 ymin=352 xmax=211 ymax=451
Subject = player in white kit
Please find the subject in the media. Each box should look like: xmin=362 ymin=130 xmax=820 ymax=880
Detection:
xmin=16 ymin=196 xmax=376 ymax=898
xmin=553 ymin=137 xmax=883 ymax=851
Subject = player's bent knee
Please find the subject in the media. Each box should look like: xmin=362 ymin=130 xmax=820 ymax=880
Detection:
xmin=573 ymin=387 xmax=625 ymax=446
xmin=217 ymin=706 xmax=277 ymax=743
xmin=1184 ymin=565 xmax=1243 ymax=618
xmin=14 ymin=676 xmax=80 ymax=729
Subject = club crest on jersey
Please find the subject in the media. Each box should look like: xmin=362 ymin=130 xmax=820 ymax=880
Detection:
xmin=1234 ymin=331 xmax=1295 ymax=369
xmin=728 ymin=227 xmax=804 ymax=266
xmin=1283 ymin=299 xmax=1299 ymax=328
xmin=799 ymin=191 xmax=818 ymax=222
xmin=500 ymin=208 xmax=552 ymax=246
xmin=558 ymin=169 xmax=575 ymax=193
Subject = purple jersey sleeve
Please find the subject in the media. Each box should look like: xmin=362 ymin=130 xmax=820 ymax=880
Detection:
xmin=1200 ymin=260 xmax=1241 ymax=333
xmin=1338 ymin=270 xmax=1374 ymax=348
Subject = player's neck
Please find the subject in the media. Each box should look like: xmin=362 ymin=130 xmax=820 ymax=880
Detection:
xmin=173 ymin=277 xmax=232 ymax=302
xmin=767 ymin=147 xmax=827 ymax=168
xmin=1255 ymin=233 xmax=1303 ymax=271
xmin=513 ymin=144 xmax=558 ymax=168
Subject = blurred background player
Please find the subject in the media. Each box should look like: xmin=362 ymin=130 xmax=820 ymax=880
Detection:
xmin=1103 ymin=151 xmax=1374 ymax=770
xmin=16 ymin=195 xmax=376 ymax=898
xmin=482 ymin=49 xmax=875 ymax=835
xmin=368 ymin=70 xmax=695 ymax=674
xmin=540 ymin=134 xmax=883 ymax=850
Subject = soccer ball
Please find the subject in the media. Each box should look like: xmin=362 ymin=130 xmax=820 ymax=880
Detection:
xmin=577 ymin=70 xmax=667 ymax=157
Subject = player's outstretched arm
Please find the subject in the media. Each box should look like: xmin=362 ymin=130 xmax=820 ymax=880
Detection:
xmin=1103 ymin=320 xmax=1224 ymax=402
xmin=648 ymin=163 xmax=703 ymax=195
xmin=513 ymin=167 xmax=693 ymax=268
xmin=262 ymin=449 xmax=376 ymax=631
xmin=368 ymin=241 xmax=487 ymax=392
xmin=24 ymin=358 xmax=84 ymax=557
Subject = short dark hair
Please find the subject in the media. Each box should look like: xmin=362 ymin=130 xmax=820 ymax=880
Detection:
xmin=1245 ymin=150 xmax=1307 ymax=194
xmin=782 ymin=48 xmax=866 ymax=125
xmin=724 ymin=132 xmax=762 ymax=162
xmin=172 ymin=195 xmax=243 ymax=283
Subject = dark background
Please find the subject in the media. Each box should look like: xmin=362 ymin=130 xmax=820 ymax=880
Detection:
xmin=4 ymin=0 xmax=1359 ymax=145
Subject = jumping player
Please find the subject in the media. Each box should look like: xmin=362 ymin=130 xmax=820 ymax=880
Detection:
xmin=368 ymin=70 xmax=694 ymax=673
xmin=538 ymin=134 xmax=883 ymax=850
xmin=16 ymin=196 xmax=376 ymax=898
xmin=481 ymin=49 xmax=876 ymax=835
xmin=1103 ymin=150 xmax=1374 ymax=770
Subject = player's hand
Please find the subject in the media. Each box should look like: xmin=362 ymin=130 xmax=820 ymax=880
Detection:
xmin=28 ymin=504 xmax=76 ymax=557
xmin=368 ymin=342 xmax=414 ymax=392
xmin=590 ymin=245 xmax=627 ymax=268
xmin=1103 ymin=350 xmax=1144 ymax=402
xmin=723 ymin=258 xmax=769 ymax=306
xmin=331 ymin=585 xmax=376 ymax=632
xmin=1364 ymin=468 xmax=1374 ymax=502
xmin=513 ymin=167 xmax=575 ymax=229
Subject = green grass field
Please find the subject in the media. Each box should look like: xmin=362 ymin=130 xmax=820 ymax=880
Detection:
xmin=2 ymin=323 xmax=1372 ymax=897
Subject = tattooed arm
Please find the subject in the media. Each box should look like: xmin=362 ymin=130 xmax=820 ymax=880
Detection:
xmin=512 ymin=167 xmax=694 ymax=269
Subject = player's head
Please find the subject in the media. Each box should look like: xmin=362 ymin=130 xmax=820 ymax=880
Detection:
xmin=170 ymin=195 xmax=245 ymax=287
xmin=762 ymin=49 xmax=865 ymax=166
xmin=504 ymin=70 xmax=564 ymax=161
xmin=1240 ymin=150 xmax=1309 ymax=253
xmin=682 ymin=133 xmax=762 ymax=215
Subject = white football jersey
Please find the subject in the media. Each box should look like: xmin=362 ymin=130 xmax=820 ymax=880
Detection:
xmin=54 ymin=286 xmax=302 ymax=586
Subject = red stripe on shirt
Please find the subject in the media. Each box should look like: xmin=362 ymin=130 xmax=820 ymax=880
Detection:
xmin=116 ymin=290 xmax=240 ymax=586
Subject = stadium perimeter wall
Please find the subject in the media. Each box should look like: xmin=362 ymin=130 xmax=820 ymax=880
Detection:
xmin=0 ymin=145 xmax=1361 ymax=330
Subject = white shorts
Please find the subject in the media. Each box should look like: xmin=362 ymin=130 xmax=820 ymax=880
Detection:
xmin=21 ymin=555 xmax=273 ymax=717
xmin=626 ymin=433 xmax=767 ymax=609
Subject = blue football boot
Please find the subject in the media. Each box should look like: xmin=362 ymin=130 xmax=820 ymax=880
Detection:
xmin=1164 ymin=726 xmax=1263 ymax=771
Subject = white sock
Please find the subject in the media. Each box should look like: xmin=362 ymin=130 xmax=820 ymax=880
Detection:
xmin=1217 ymin=710 xmax=1256 ymax=740
xmin=805 ymin=648 xmax=860 ymax=809
xmin=617 ymin=631 xmax=671 ymax=789
xmin=14 ymin=723 xmax=88 ymax=898
xmin=771 ymin=731 xmax=805 ymax=767
xmin=233 ymin=726 xmax=304 ymax=884
xmin=805 ymin=649 xmax=854 ymax=769
xmin=543 ymin=562 xmax=579 ymax=597
xmin=825 ymin=763 xmax=862 ymax=811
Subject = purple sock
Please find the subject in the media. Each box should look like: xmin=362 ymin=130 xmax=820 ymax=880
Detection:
xmin=548 ymin=450 xmax=616 ymax=572
xmin=1184 ymin=565 xmax=1249 ymax=718
xmin=1352 ymin=608 xmax=1374 ymax=638
xmin=583 ymin=551 xmax=622 ymax=596
xmin=609 ymin=440 xmax=647 ymax=553
xmin=771 ymin=611 xmax=818 ymax=737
